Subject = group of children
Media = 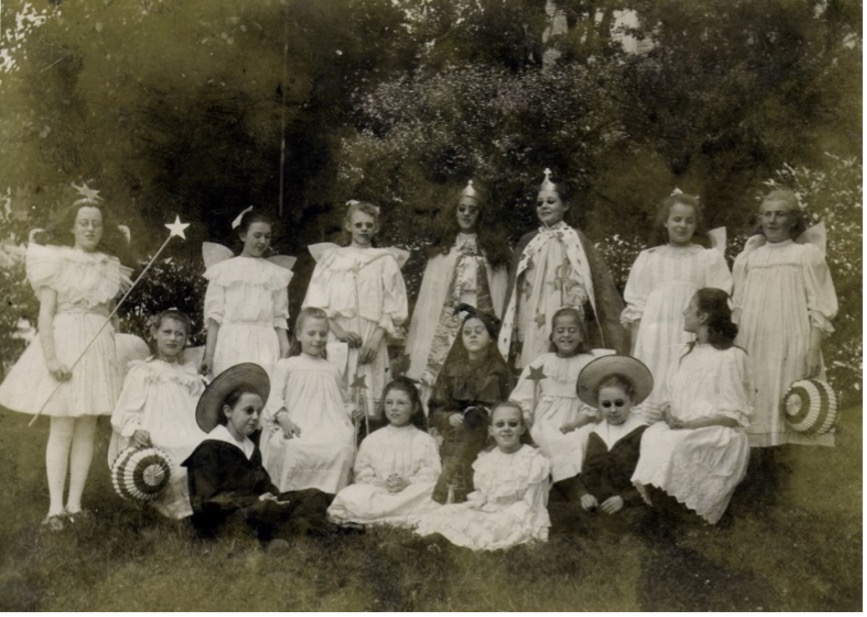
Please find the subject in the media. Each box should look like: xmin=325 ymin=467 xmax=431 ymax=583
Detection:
xmin=0 ymin=171 xmax=838 ymax=552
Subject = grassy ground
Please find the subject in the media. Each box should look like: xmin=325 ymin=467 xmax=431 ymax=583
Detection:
xmin=0 ymin=406 xmax=861 ymax=612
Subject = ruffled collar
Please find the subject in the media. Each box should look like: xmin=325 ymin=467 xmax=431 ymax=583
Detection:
xmin=537 ymin=220 xmax=570 ymax=234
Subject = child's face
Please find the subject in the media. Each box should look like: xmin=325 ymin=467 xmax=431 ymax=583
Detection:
xmin=759 ymin=199 xmax=796 ymax=243
xmin=489 ymin=405 xmax=525 ymax=453
xmin=461 ymin=317 xmax=491 ymax=355
xmin=598 ymin=386 xmax=633 ymax=426
xmin=239 ymin=222 xmax=272 ymax=258
xmin=346 ymin=210 xmax=378 ymax=247
xmin=153 ymin=317 xmax=188 ymax=361
xmin=223 ymin=393 xmax=263 ymax=439
xmin=383 ymin=388 xmax=415 ymax=427
xmin=296 ymin=316 xmax=328 ymax=357
xmin=71 ymin=206 xmax=104 ymax=252
xmin=535 ymin=189 xmax=567 ymax=226
xmin=665 ymin=202 xmax=696 ymax=247
xmin=551 ymin=313 xmax=582 ymax=357
xmin=681 ymin=296 xmax=703 ymax=334
xmin=456 ymin=196 xmax=480 ymax=232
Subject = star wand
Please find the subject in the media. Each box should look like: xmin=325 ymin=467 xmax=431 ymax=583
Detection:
xmin=29 ymin=216 xmax=191 ymax=427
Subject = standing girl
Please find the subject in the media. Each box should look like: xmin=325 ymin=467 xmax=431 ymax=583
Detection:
xmin=260 ymin=307 xmax=359 ymax=494
xmin=200 ymin=209 xmax=293 ymax=378
xmin=428 ymin=306 xmax=512 ymax=504
xmin=509 ymin=307 xmax=612 ymax=497
xmin=405 ymin=180 xmax=510 ymax=404
xmin=632 ymin=288 xmax=752 ymax=525
xmin=109 ymin=309 xmax=206 ymax=519
xmin=327 ymin=377 xmax=441 ymax=526
xmin=413 ymin=402 xmax=551 ymax=551
xmin=621 ymin=191 xmax=732 ymax=416
xmin=0 ymin=186 xmax=131 ymax=529
xmin=302 ymin=200 xmax=409 ymax=421
xmin=732 ymin=190 xmax=837 ymax=447
xmin=499 ymin=169 xmax=628 ymax=369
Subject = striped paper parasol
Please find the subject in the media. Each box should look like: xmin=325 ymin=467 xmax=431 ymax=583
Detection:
xmin=111 ymin=446 xmax=172 ymax=503
xmin=781 ymin=378 xmax=838 ymax=435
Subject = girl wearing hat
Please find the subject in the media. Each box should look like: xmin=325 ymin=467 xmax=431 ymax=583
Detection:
xmin=632 ymin=288 xmax=752 ymax=525
xmin=182 ymin=364 xmax=333 ymax=542
xmin=732 ymin=189 xmax=837 ymax=447
xmin=0 ymin=186 xmax=132 ymax=531
xmin=109 ymin=309 xmax=206 ymax=519
xmin=574 ymin=355 xmax=653 ymax=517
xmin=428 ymin=304 xmax=512 ymax=504
xmin=498 ymin=169 xmax=628 ymax=370
xmin=302 ymin=200 xmax=409 ymax=421
xmin=405 ymin=180 xmax=510 ymax=406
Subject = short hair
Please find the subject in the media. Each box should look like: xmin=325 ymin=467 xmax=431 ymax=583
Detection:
xmin=343 ymin=200 xmax=381 ymax=227
xmin=219 ymin=386 xmax=263 ymax=425
xmin=596 ymin=374 xmax=635 ymax=399
xmin=152 ymin=308 xmax=193 ymax=337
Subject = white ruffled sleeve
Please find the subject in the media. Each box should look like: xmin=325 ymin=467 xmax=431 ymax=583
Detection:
xmin=110 ymin=362 xmax=149 ymax=437
xmin=802 ymin=244 xmax=838 ymax=335
xmin=272 ymin=285 xmax=290 ymax=329
xmin=263 ymin=360 xmax=290 ymax=425
xmin=621 ymin=249 xmax=651 ymax=326
xmin=376 ymin=253 xmax=408 ymax=335
xmin=509 ymin=363 xmax=539 ymax=424
xmin=704 ymin=248 xmax=733 ymax=294
xmin=716 ymin=348 xmax=752 ymax=428
xmin=352 ymin=438 xmax=381 ymax=486
xmin=409 ymin=432 xmax=443 ymax=484
xmin=203 ymin=278 xmax=226 ymax=324
xmin=730 ymin=244 xmax=753 ymax=324
xmin=521 ymin=448 xmax=552 ymax=509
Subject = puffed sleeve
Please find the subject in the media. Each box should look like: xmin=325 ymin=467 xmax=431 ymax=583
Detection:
xmin=703 ymin=248 xmax=733 ymax=294
xmin=110 ymin=362 xmax=149 ymax=437
xmin=802 ymin=244 xmax=838 ymax=335
xmin=409 ymin=433 xmax=443 ymax=484
xmin=376 ymin=254 xmax=409 ymax=335
xmin=25 ymin=243 xmax=63 ymax=293
xmin=521 ymin=449 xmax=552 ymax=509
xmin=509 ymin=363 xmax=539 ymax=425
xmin=263 ymin=360 xmax=290 ymax=425
xmin=352 ymin=437 xmax=381 ymax=486
xmin=715 ymin=348 xmax=752 ymax=428
xmin=730 ymin=244 xmax=753 ymax=324
xmin=203 ymin=279 xmax=226 ymax=325
xmin=620 ymin=249 xmax=651 ymax=326
xmin=271 ymin=285 xmax=290 ymax=329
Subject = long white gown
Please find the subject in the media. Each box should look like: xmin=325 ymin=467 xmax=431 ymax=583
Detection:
xmin=302 ymin=244 xmax=409 ymax=419
xmin=260 ymin=354 xmax=356 ymax=494
xmin=632 ymin=344 xmax=752 ymax=524
xmin=732 ymin=239 xmax=837 ymax=447
xmin=621 ymin=244 xmax=732 ymax=416
xmin=509 ymin=350 xmax=613 ymax=482
xmin=0 ymin=244 xmax=127 ymax=416
xmin=203 ymin=256 xmax=292 ymax=376
xmin=405 ymin=233 xmax=507 ymax=401
xmin=412 ymin=445 xmax=551 ymax=551
xmin=327 ymin=424 xmax=441 ymax=525
xmin=109 ymin=359 xmax=206 ymax=519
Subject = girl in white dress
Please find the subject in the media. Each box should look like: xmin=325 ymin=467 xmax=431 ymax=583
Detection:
xmin=621 ymin=191 xmax=732 ymax=419
xmin=327 ymin=377 xmax=441 ymax=526
xmin=260 ymin=307 xmax=361 ymax=494
xmin=732 ymin=189 xmax=837 ymax=447
xmin=413 ymin=402 xmax=551 ymax=552
xmin=509 ymin=307 xmax=612 ymax=497
xmin=0 ymin=191 xmax=130 ymax=530
xmin=302 ymin=200 xmax=409 ymax=421
xmin=405 ymin=180 xmax=510 ymax=405
xmin=108 ymin=309 xmax=206 ymax=519
xmin=200 ymin=209 xmax=293 ymax=378
xmin=633 ymin=288 xmax=752 ymax=524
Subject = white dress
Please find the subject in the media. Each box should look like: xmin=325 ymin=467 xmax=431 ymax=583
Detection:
xmin=621 ymin=244 xmax=732 ymax=416
xmin=632 ymin=345 xmax=752 ymax=524
xmin=412 ymin=445 xmax=551 ymax=551
xmin=509 ymin=350 xmax=613 ymax=482
xmin=203 ymin=256 xmax=292 ymax=376
xmin=302 ymin=244 xmax=409 ymax=418
xmin=108 ymin=359 xmax=206 ymax=519
xmin=327 ymin=424 xmax=441 ymax=525
xmin=732 ymin=239 xmax=837 ymax=447
xmin=260 ymin=354 xmax=356 ymax=493
xmin=0 ymin=244 xmax=128 ymax=416
xmin=405 ymin=233 xmax=507 ymax=399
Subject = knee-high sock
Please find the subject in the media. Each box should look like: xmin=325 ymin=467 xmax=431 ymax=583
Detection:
xmin=46 ymin=417 xmax=75 ymax=516
xmin=66 ymin=416 xmax=97 ymax=513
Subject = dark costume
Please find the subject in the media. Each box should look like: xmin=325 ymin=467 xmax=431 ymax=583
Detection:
xmin=429 ymin=350 xmax=513 ymax=503
xmin=182 ymin=428 xmax=332 ymax=541
xmin=575 ymin=423 xmax=647 ymax=508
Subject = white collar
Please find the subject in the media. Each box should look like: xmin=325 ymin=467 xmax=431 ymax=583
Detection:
xmin=207 ymin=424 xmax=255 ymax=460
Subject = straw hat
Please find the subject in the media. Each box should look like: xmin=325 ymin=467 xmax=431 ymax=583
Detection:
xmin=196 ymin=363 xmax=271 ymax=433
xmin=577 ymin=355 xmax=653 ymax=408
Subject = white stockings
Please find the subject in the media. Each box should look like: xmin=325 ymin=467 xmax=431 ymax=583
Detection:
xmin=46 ymin=416 xmax=97 ymax=517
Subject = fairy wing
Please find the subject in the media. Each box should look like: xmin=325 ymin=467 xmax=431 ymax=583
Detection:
xmin=795 ymin=221 xmax=827 ymax=256
xmin=266 ymin=255 xmax=297 ymax=271
xmin=706 ymin=227 xmax=727 ymax=255
xmin=202 ymin=242 xmax=234 ymax=269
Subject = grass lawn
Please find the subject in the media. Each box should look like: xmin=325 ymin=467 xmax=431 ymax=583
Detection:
xmin=0 ymin=405 xmax=861 ymax=611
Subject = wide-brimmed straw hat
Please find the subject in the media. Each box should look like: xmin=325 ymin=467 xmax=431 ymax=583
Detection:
xmin=577 ymin=355 xmax=653 ymax=408
xmin=196 ymin=363 xmax=270 ymax=433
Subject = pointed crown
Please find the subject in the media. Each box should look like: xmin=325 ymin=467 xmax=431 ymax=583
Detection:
xmin=539 ymin=168 xmax=557 ymax=192
xmin=460 ymin=180 xmax=480 ymax=201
